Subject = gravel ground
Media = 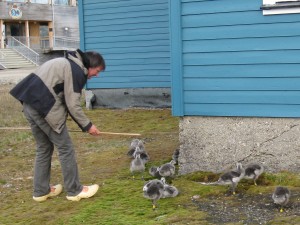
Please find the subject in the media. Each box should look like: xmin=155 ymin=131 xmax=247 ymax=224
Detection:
xmin=0 ymin=67 xmax=36 ymax=84
xmin=191 ymin=190 xmax=300 ymax=224
xmin=1 ymin=67 xmax=299 ymax=224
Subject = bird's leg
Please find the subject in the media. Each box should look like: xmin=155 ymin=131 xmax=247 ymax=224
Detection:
xmin=232 ymin=182 xmax=237 ymax=195
xmin=280 ymin=207 xmax=284 ymax=213
xmin=141 ymin=171 xmax=145 ymax=181
xmin=254 ymin=176 xmax=257 ymax=186
xmin=131 ymin=172 xmax=135 ymax=180
xmin=152 ymin=200 xmax=157 ymax=210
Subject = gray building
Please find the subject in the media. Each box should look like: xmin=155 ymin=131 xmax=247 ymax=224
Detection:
xmin=0 ymin=0 xmax=79 ymax=67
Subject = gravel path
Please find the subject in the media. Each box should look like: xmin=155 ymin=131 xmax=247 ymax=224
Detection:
xmin=191 ymin=190 xmax=300 ymax=224
xmin=0 ymin=67 xmax=36 ymax=85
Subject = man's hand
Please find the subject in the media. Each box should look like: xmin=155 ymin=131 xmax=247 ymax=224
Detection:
xmin=88 ymin=125 xmax=101 ymax=136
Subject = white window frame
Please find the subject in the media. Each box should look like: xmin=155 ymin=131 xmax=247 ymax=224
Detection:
xmin=30 ymin=0 xmax=48 ymax=4
xmin=262 ymin=0 xmax=300 ymax=15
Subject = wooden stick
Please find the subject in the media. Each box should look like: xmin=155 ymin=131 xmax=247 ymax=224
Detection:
xmin=0 ymin=127 xmax=141 ymax=136
xmin=100 ymin=132 xmax=140 ymax=136
xmin=71 ymin=130 xmax=141 ymax=136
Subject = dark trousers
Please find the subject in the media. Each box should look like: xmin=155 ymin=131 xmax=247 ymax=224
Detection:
xmin=23 ymin=103 xmax=83 ymax=197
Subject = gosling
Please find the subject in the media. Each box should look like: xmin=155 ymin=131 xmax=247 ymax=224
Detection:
xmin=172 ymin=148 xmax=180 ymax=165
xmin=243 ymin=163 xmax=264 ymax=185
xmin=161 ymin=177 xmax=179 ymax=198
xmin=272 ymin=186 xmax=291 ymax=213
xmin=158 ymin=160 xmax=176 ymax=178
xmin=134 ymin=146 xmax=150 ymax=164
xmin=130 ymin=152 xmax=145 ymax=180
xmin=127 ymin=139 xmax=145 ymax=158
xmin=149 ymin=166 xmax=161 ymax=179
xmin=198 ymin=162 xmax=245 ymax=195
xmin=143 ymin=179 xmax=164 ymax=209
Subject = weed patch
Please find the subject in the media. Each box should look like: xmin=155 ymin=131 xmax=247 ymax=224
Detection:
xmin=0 ymin=84 xmax=299 ymax=224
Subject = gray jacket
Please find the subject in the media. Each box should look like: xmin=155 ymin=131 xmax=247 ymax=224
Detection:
xmin=10 ymin=50 xmax=92 ymax=133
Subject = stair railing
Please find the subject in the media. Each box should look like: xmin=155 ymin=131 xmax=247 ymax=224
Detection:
xmin=0 ymin=51 xmax=7 ymax=69
xmin=7 ymin=36 xmax=39 ymax=66
xmin=7 ymin=36 xmax=79 ymax=52
xmin=52 ymin=36 xmax=80 ymax=50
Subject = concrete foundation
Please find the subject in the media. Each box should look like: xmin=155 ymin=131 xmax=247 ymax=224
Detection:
xmin=85 ymin=90 xmax=96 ymax=110
xmin=87 ymin=88 xmax=171 ymax=109
xmin=179 ymin=116 xmax=300 ymax=174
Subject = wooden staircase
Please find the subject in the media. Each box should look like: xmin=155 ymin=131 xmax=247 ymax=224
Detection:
xmin=0 ymin=48 xmax=37 ymax=69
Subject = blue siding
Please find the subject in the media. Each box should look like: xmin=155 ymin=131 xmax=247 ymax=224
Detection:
xmin=170 ymin=0 xmax=184 ymax=115
xmin=171 ymin=0 xmax=300 ymax=117
xmin=78 ymin=0 xmax=171 ymax=89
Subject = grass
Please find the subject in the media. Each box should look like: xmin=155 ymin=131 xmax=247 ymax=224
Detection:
xmin=0 ymin=84 xmax=299 ymax=225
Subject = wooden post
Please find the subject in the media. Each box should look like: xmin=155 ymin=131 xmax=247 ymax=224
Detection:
xmin=0 ymin=127 xmax=141 ymax=136
xmin=0 ymin=20 xmax=4 ymax=49
xmin=49 ymin=21 xmax=54 ymax=49
xmin=25 ymin=20 xmax=30 ymax=48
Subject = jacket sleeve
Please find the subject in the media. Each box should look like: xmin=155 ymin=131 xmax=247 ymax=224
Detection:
xmin=63 ymin=64 xmax=92 ymax=132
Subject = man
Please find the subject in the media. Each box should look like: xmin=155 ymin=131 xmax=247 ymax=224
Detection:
xmin=10 ymin=49 xmax=105 ymax=202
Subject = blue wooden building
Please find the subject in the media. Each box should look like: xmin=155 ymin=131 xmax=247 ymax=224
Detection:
xmin=79 ymin=0 xmax=300 ymax=173
xmin=78 ymin=0 xmax=171 ymax=108
xmin=170 ymin=0 xmax=300 ymax=118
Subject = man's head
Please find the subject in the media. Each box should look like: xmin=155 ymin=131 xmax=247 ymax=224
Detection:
xmin=77 ymin=49 xmax=106 ymax=79
xmin=85 ymin=51 xmax=106 ymax=79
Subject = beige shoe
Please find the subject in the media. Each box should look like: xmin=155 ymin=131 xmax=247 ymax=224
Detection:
xmin=66 ymin=184 xmax=99 ymax=201
xmin=33 ymin=184 xmax=63 ymax=202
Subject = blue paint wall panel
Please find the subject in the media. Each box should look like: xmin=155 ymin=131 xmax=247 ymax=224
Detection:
xmin=184 ymin=78 xmax=300 ymax=91
xmin=183 ymin=50 xmax=300 ymax=65
xmin=85 ymin=40 xmax=170 ymax=50
xmin=170 ymin=0 xmax=300 ymax=117
xmin=184 ymin=104 xmax=300 ymax=117
xmin=79 ymin=0 xmax=171 ymax=89
xmin=170 ymin=0 xmax=184 ymax=115
xmin=87 ymin=82 xmax=170 ymax=89
xmin=184 ymin=64 xmax=300 ymax=78
xmin=184 ymin=91 xmax=300 ymax=104
xmin=182 ymin=11 xmax=300 ymax=27
xmin=183 ymin=22 xmax=300 ymax=40
xmin=183 ymin=36 xmax=300 ymax=52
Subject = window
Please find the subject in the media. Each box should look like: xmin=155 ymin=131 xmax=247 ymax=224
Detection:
xmin=30 ymin=0 xmax=48 ymax=4
xmin=262 ymin=0 xmax=300 ymax=15
xmin=6 ymin=0 xmax=26 ymax=2
xmin=39 ymin=23 xmax=48 ymax=37
xmin=54 ymin=0 xmax=69 ymax=5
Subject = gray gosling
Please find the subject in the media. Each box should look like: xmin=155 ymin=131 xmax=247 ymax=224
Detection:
xmin=134 ymin=146 xmax=150 ymax=164
xmin=143 ymin=179 xmax=164 ymax=210
xmin=158 ymin=160 xmax=176 ymax=178
xmin=244 ymin=163 xmax=264 ymax=185
xmin=198 ymin=162 xmax=245 ymax=195
xmin=161 ymin=177 xmax=179 ymax=198
xmin=149 ymin=166 xmax=161 ymax=179
xmin=272 ymin=186 xmax=291 ymax=213
xmin=127 ymin=139 xmax=145 ymax=158
xmin=172 ymin=148 xmax=180 ymax=165
xmin=130 ymin=152 xmax=145 ymax=180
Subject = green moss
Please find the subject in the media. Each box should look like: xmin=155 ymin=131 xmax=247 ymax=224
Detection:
xmin=0 ymin=84 xmax=299 ymax=225
xmin=269 ymin=216 xmax=300 ymax=225
xmin=182 ymin=171 xmax=220 ymax=182
xmin=0 ymin=179 xmax=6 ymax=185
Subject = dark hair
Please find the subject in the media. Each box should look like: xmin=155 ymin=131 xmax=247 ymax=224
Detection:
xmin=77 ymin=49 xmax=106 ymax=71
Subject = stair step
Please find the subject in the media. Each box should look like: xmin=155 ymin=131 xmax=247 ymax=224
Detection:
xmin=0 ymin=48 xmax=37 ymax=69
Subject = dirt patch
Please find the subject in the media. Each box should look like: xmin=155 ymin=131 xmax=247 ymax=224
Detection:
xmin=192 ymin=191 xmax=300 ymax=224
xmin=0 ymin=83 xmax=299 ymax=225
